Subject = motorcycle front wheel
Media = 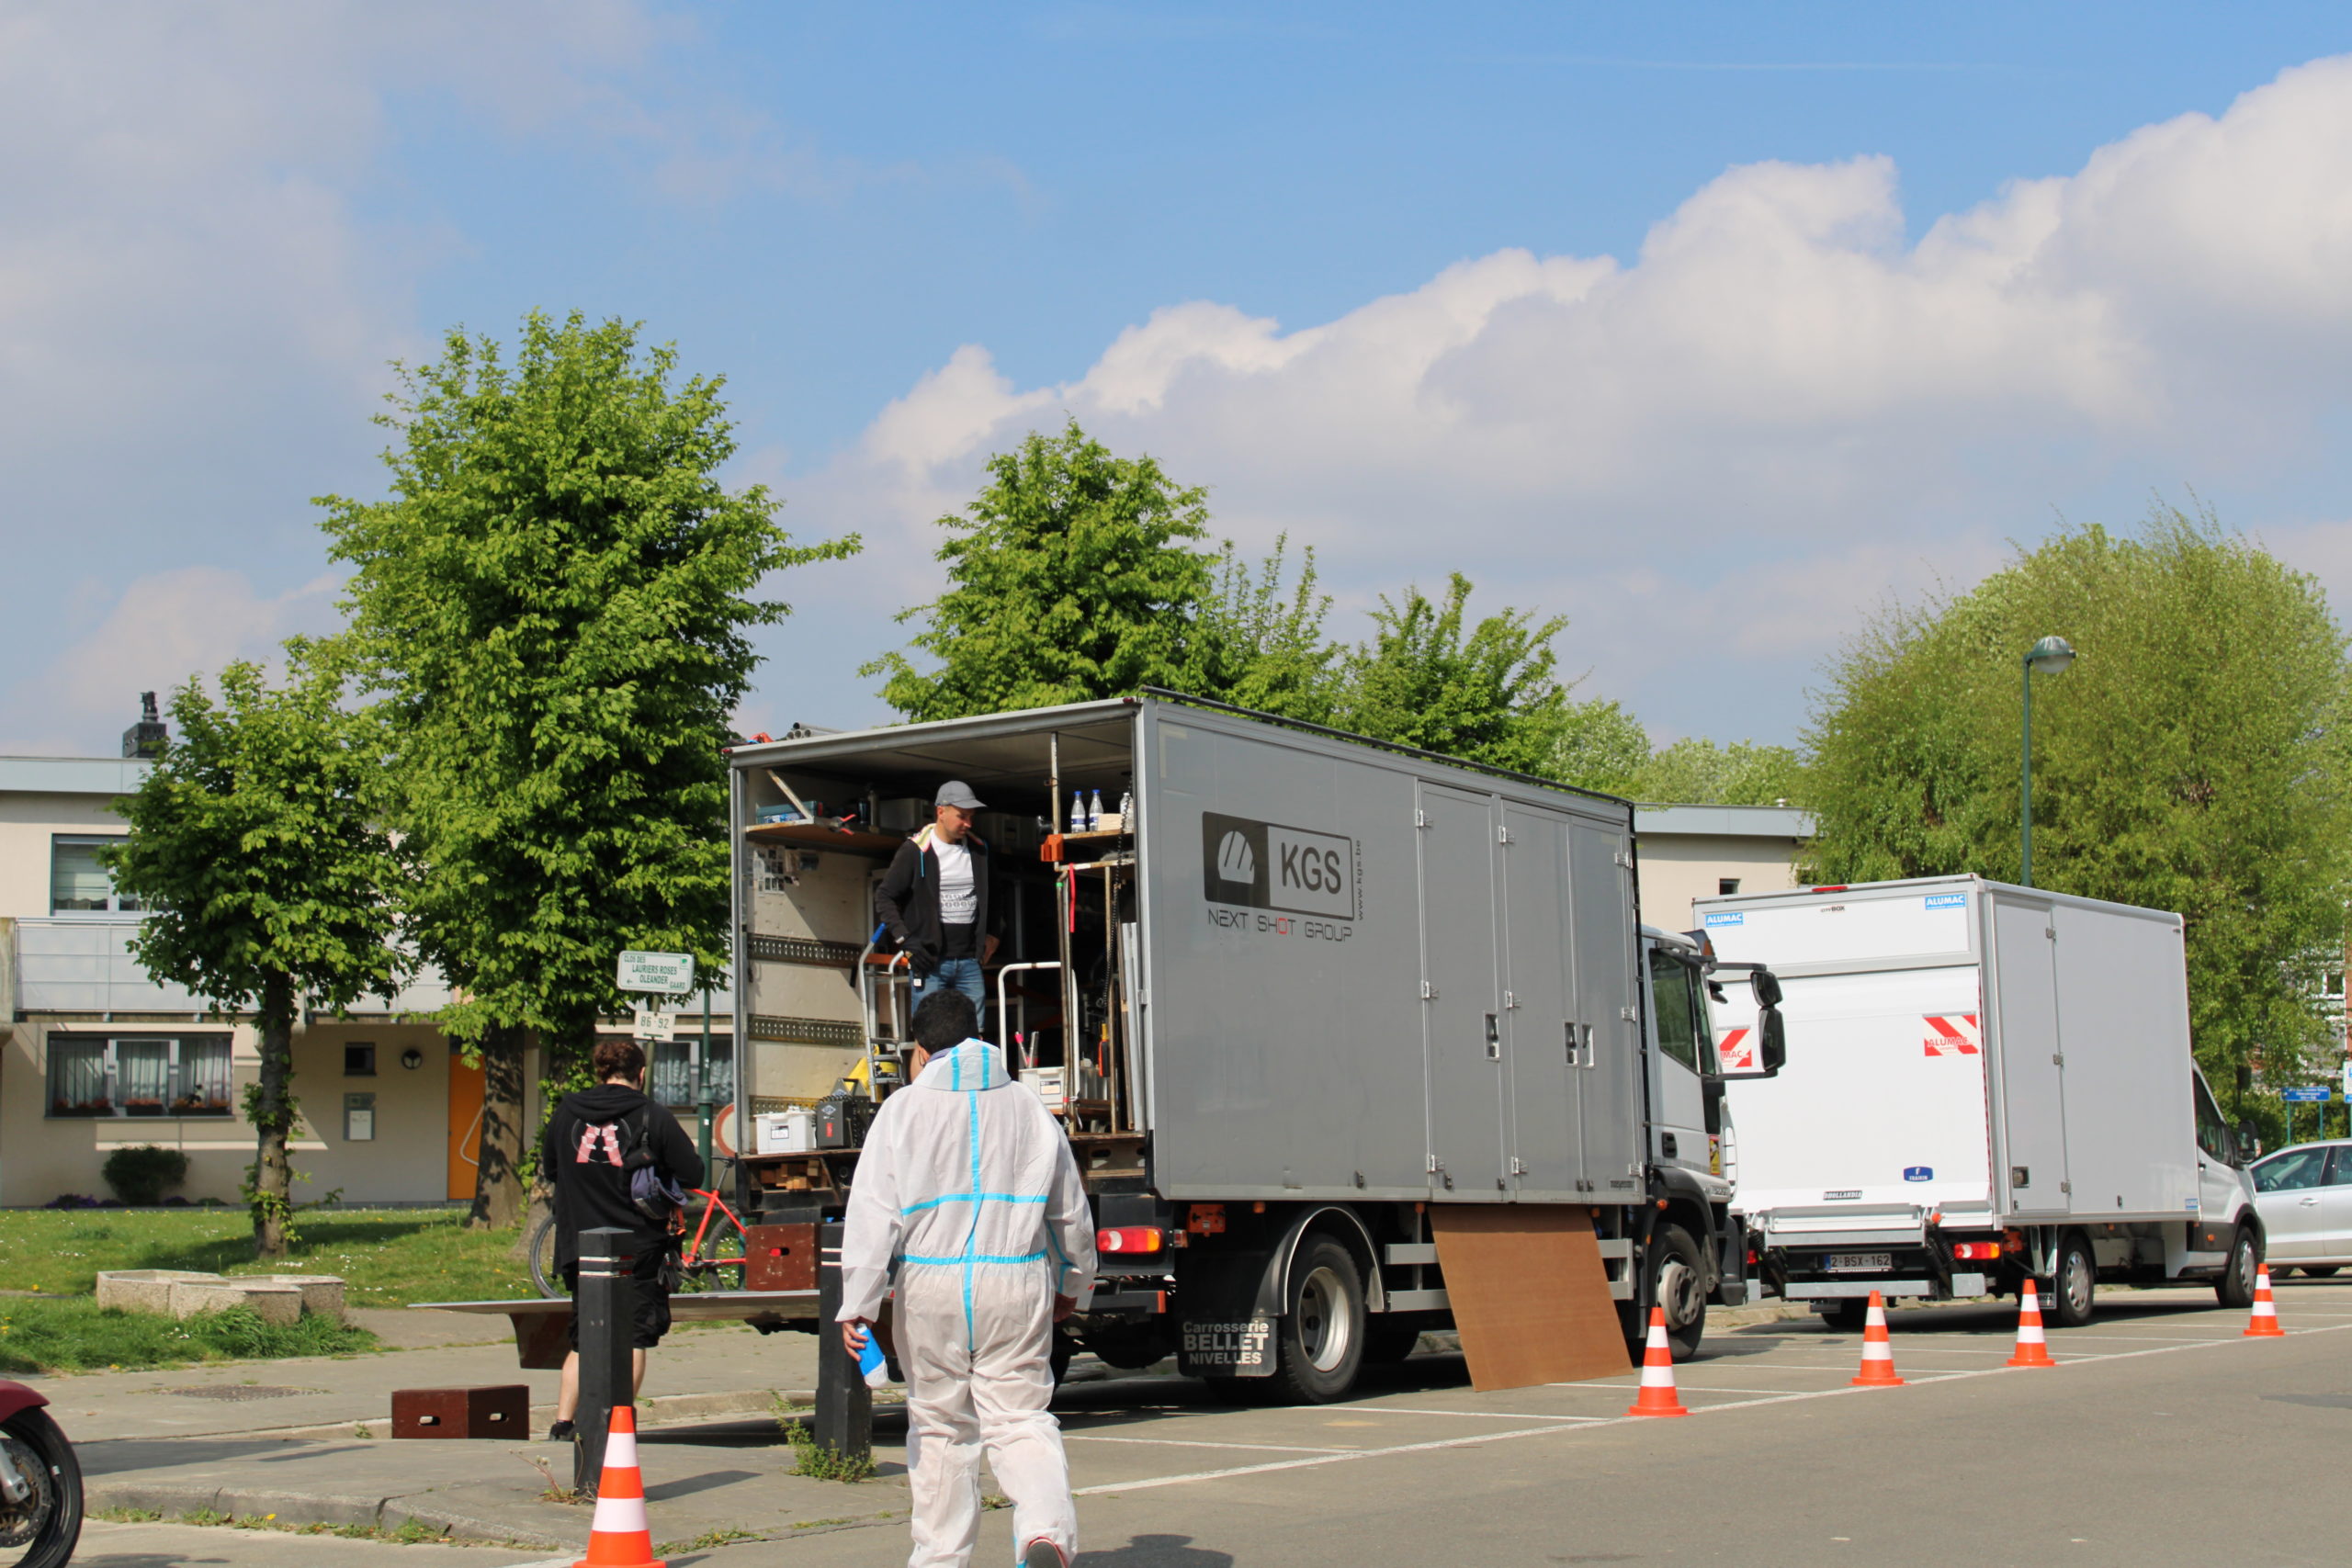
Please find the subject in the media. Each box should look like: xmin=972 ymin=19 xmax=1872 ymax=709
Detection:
xmin=0 ymin=1407 xmax=83 ymax=1568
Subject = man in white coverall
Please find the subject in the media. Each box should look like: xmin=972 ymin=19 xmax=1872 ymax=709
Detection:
xmin=840 ymin=987 xmax=1097 ymax=1568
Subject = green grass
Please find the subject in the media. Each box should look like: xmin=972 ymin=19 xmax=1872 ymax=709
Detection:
xmin=0 ymin=1209 xmax=535 ymax=1307
xmin=0 ymin=1300 xmax=376 ymax=1373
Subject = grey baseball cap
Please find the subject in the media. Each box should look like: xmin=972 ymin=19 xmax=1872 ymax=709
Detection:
xmin=934 ymin=780 xmax=985 ymax=810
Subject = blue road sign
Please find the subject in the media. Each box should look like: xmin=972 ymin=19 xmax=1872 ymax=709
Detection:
xmin=2280 ymin=1087 xmax=2332 ymax=1103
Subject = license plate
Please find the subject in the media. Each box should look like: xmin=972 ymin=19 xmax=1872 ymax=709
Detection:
xmin=1827 ymin=1252 xmax=1893 ymax=1272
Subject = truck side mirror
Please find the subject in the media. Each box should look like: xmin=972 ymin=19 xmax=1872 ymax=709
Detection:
xmin=1759 ymin=1010 xmax=1787 ymax=1077
xmin=1752 ymin=970 xmax=1783 ymax=1010
xmin=2234 ymin=1117 xmax=2259 ymax=1162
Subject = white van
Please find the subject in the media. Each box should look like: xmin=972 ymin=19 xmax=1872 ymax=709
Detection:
xmin=1697 ymin=875 xmax=2262 ymax=1327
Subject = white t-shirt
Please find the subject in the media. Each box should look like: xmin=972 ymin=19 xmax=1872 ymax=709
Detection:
xmin=933 ymin=837 xmax=978 ymax=929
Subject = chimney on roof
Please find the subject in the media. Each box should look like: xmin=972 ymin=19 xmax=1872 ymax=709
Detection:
xmin=122 ymin=692 xmax=167 ymax=760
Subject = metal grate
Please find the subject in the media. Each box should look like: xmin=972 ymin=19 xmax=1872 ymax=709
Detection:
xmin=748 ymin=935 xmax=865 ymax=968
xmin=166 ymin=1384 xmax=318 ymax=1401
xmin=748 ymin=1015 xmax=863 ymax=1047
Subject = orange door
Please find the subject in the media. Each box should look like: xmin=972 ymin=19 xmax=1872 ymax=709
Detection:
xmin=446 ymin=1044 xmax=486 ymax=1201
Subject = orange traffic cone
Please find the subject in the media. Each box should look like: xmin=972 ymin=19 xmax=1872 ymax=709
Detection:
xmin=2005 ymin=1280 xmax=2057 ymax=1368
xmin=573 ymin=1405 xmax=665 ymax=1568
xmin=2243 ymin=1266 xmax=2286 ymax=1338
xmin=1849 ymin=1291 xmax=1905 ymax=1386
xmin=1624 ymin=1307 xmax=1690 ymax=1416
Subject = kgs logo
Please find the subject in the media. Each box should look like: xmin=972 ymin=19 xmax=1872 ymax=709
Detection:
xmin=1201 ymin=811 xmax=1358 ymax=921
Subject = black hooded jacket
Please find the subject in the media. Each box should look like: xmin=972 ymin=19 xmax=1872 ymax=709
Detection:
xmin=540 ymin=1083 xmax=704 ymax=1270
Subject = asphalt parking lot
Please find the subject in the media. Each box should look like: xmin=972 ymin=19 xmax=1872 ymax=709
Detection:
xmin=66 ymin=1275 xmax=2352 ymax=1567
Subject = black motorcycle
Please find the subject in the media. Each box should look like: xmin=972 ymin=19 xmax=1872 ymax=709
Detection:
xmin=0 ymin=1382 xmax=80 ymax=1568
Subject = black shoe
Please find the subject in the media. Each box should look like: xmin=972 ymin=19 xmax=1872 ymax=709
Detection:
xmin=1022 ymin=1539 xmax=1067 ymax=1568
xmin=547 ymin=1419 xmax=575 ymax=1441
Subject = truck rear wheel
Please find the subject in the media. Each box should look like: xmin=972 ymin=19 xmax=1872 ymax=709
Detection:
xmin=1264 ymin=1236 xmax=1367 ymax=1404
xmin=2050 ymin=1230 xmax=2097 ymax=1328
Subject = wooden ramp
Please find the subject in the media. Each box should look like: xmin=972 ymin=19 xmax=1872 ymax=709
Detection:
xmin=1429 ymin=1205 xmax=1632 ymax=1391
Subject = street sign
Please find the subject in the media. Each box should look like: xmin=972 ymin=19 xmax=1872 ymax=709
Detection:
xmin=2280 ymin=1086 xmax=2331 ymax=1103
xmin=616 ymin=950 xmax=695 ymax=995
xmin=632 ymin=1006 xmax=677 ymax=1043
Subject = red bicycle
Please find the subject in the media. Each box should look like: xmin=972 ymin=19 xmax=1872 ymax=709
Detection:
xmin=529 ymin=1180 xmax=748 ymax=1298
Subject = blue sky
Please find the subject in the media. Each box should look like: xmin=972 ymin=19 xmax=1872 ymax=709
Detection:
xmin=6 ymin=3 xmax=2352 ymax=754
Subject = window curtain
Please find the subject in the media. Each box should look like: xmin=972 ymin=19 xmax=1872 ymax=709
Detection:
xmin=48 ymin=1039 xmax=107 ymax=1115
xmin=115 ymin=1039 xmax=171 ymax=1114
xmin=177 ymin=1039 xmax=233 ymax=1115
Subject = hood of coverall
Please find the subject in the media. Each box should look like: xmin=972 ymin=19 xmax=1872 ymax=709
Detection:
xmin=911 ymin=1038 xmax=1012 ymax=1092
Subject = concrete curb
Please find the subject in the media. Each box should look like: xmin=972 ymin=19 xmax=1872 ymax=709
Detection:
xmin=85 ymin=1479 xmax=573 ymax=1550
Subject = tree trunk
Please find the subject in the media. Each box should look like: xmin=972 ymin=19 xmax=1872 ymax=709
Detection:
xmin=252 ymin=973 xmax=297 ymax=1261
xmin=467 ymin=1022 xmax=529 ymax=1230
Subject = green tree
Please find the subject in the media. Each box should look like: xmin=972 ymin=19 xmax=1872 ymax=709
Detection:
xmin=1331 ymin=573 xmax=1585 ymax=775
xmin=867 ymin=421 xmax=1215 ymax=719
xmin=320 ymin=310 xmax=856 ymax=1228
xmin=1628 ymin=737 xmax=1805 ymax=805
xmin=107 ymin=656 xmax=403 ymax=1258
xmin=1803 ymin=507 xmax=2352 ymax=1098
xmin=1549 ymin=700 xmax=1654 ymax=795
xmin=1190 ymin=536 xmax=1340 ymax=723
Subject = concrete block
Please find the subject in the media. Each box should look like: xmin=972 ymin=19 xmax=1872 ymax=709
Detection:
xmin=259 ymin=1274 xmax=347 ymax=1321
xmin=95 ymin=1269 xmax=224 ymax=1314
xmin=169 ymin=1280 xmax=305 ymax=1326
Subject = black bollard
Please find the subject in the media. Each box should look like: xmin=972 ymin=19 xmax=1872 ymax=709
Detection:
xmin=574 ymin=1225 xmax=637 ymax=1495
xmin=813 ymin=1221 xmax=872 ymax=1462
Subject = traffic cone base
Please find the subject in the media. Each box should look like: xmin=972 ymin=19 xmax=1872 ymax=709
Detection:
xmin=2244 ymin=1266 xmax=2286 ymax=1338
xmin=2006 ymin=1280 xmax=2057 ymax=1369
xmin=1625 ymin=1306 xmax=1690 ymax=1416
xmin=573 ymin=1405 xmax=666 ymax=1568
xmin=1849 ymin=1291 xmax=1905 ymax=1387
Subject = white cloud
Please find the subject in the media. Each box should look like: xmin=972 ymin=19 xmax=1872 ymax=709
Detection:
xmin=0 ymin=569 xmax=342 ymax=755
xmin=793 ymin=54 xmax=2352 ymax=740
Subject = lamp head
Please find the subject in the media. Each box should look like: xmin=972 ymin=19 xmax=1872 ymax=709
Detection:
xmin=2026 ymin=635 xmax=2076 ymax=676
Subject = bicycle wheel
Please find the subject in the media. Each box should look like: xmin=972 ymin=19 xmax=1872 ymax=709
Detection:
xmin=526 ymin=1214 xmax=563 ymax=1300
xmin=679 ymin=1201 xmax=747 ymax=1293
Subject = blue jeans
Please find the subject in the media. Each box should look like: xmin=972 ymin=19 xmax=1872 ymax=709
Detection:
xmin=912 ymin=957 xmax=987 ymax=1032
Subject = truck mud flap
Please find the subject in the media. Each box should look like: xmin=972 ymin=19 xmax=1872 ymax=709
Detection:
xmin=1175 ymin=1249 xmax=1277 ymax=1378
xmin=1430 ymin=1205 xmax=1628 ymax=1390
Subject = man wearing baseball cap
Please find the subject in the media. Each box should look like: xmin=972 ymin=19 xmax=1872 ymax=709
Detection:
xmin=875 ymin=780 xmax=1001 ymax=1026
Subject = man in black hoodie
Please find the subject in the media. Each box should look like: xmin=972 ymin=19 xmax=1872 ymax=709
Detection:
xmin=541 ymin=1038 xmax=703 ymax=1441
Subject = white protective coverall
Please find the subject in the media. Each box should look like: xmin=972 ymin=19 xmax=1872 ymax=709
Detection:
xmin=840 ymin=1038 xmax=1097 ymax=1568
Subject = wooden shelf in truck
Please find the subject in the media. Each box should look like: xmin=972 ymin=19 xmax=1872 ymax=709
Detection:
xmin=743 ymin=819 xmax=902 ymax=855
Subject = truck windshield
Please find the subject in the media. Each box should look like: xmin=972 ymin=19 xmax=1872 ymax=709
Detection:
xmin=1648 ymin=950 xmax=1708 ymax=1073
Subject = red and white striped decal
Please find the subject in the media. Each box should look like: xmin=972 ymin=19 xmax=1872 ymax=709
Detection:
xmin=1716 ymin=1027 xmax=1754 ymax=1071
xmin=1923 ymin=1013 xmax=1982 ymax=1056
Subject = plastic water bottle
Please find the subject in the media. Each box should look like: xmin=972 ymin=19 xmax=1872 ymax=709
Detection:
xmin=1088 ymin=790 xmax=1103 ymax=829
xmin=855 ymin=1332 xmax=891 ymax=1389
xmin=1119 ymin=790 xmax=1134 ymax=828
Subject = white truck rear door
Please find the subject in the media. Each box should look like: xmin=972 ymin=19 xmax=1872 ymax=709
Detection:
xmin=1719 ymin=965 xmax=1991 ymax=1219
xmin=1988 ymin=894 xmax=2070 ymax=1215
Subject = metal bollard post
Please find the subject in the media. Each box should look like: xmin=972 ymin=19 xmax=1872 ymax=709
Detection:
xmin=574 ymin=1225 xmax=637 ymax=1495
xmin=813 ymin=1221 xmax=872 ymax=1462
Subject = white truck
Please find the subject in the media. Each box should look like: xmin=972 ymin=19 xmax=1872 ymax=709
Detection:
xmin=1694 ymin=874 xmax=2262 ymax=1328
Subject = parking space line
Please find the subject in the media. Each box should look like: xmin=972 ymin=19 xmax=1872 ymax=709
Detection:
xmin=1340 ymin=1406 xmax=1606 ymax=1421
xmin=1066 ymin=1435 xmax=1351 ymax=1453
xmin=1071 ymin=1321 xmax=2352 ymax=1498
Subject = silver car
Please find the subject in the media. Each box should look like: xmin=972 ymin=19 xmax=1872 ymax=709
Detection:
xmin=2251 ymin=1140 xmax=2352 ymax=1275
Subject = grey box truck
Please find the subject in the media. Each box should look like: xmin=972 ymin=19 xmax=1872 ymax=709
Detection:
xmin=729 ymin=694 xmax=1785 ymax=1399
xmin=1696 ymin=875 xmax=2263 ymax=1329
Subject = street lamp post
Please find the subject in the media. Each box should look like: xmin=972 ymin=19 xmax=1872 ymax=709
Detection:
xmin=2020 ymin=635 xmax=2077 ymax=887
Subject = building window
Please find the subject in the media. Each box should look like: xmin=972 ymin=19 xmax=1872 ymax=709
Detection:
xmin=1718 ymin=877 xmax=1742 ymax=896
xmin=344 ymin=1043 xmax=378 ymax=1077
xmin=50 ymin=835 xmax=142 ymax=914
xmin=650 ymin=1036 xmax=735 ymax=1113
xmin=47 ymin=1036 xmax=233 ymax=1118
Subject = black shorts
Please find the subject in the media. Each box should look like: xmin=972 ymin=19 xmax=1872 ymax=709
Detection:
xmin=561 ymin=1248 xmax=673 ymax=1350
